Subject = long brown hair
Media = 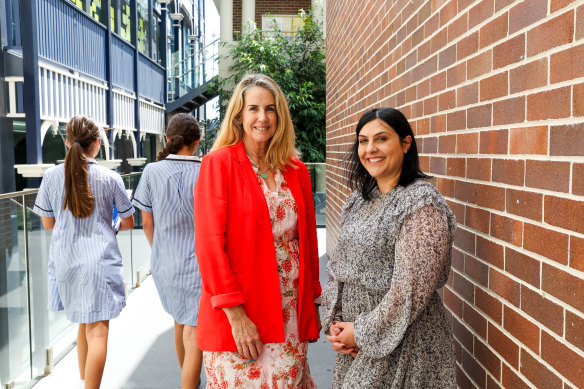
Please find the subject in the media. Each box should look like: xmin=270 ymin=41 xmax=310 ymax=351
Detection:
xmin=211 ymin=74 xmax=298 ymax=170
xmin=157 ymin=113 xmax=201 ymax=161
xmin=63 ymin=115 xmax=100 ymax=218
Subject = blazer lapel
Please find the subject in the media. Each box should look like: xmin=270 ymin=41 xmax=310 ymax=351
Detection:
xmin=233 ymin=142 xmax=272 ymax=219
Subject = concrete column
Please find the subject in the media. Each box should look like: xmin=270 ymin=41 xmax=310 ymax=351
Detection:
xmin=241 ymin=0 xmax=255 ymax=33
xmin=311 ymin=0 xmax=326 ymax=38
xmin=218 ymin=0 xmax=233 ymax=77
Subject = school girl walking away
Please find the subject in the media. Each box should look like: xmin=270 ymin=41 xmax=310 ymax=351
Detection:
xmin=132 ymin=113 xmax=203 ymax=389
xmin=33 ymin=116 xmax=135 ymax=389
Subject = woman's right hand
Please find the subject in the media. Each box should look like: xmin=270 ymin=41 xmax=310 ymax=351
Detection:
xmin=223 ymin=305 xmax=263 ymax=360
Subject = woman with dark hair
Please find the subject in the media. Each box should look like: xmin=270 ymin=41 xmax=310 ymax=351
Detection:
xmin=132 ymin=113 xmax=203 ymax=388
xmin=33 ymin=115 xmax=135 ymax=389
xmin=321 ymin=108 xmax=457 ymax=388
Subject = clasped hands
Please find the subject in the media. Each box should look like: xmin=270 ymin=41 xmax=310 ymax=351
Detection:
xmin=326 ymin=321 xmax=359 ymax=357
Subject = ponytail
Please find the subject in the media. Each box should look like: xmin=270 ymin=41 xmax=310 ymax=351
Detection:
xmin=62 ymin=116 xmax=100 ymax=218
xmin=157 ymin=113 xmax=201 ymax=161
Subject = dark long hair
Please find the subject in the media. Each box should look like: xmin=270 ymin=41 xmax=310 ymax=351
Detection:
xmin=63 ymin=115 xmax=100 ymax=218
xmin=157 ymin=113 xmax=201 ymax=161
xmin=346 ymin=108 xmax=429 ymax=200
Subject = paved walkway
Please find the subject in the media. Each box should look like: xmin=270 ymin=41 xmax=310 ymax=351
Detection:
xmin=34 ymin=229 xmax=335 ymax=388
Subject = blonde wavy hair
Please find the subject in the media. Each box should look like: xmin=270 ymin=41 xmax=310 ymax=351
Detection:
xmin=211 ymin=74 xmax=298 ymax=169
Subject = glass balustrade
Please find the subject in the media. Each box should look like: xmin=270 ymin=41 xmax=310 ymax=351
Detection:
xmin=0 ymin=166 xmax=324 ymax=387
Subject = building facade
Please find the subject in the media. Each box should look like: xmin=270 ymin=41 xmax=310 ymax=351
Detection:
xmin=326 ymin=0 xmax=584 ymax=387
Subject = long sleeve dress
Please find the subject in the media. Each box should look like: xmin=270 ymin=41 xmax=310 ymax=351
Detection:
xmin=203 ymin=156 xmax=317 ymax=388
xmin=321 ymin=179 xmax=457 ymax=389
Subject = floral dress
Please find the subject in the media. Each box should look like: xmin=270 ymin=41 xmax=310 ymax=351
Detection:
xmin=203 ymin=160 xmax=317 ymax=389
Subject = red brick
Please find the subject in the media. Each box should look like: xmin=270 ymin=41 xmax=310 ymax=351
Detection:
xmin=509 ymin=126 xmax=548 ymax=155
xmin=466 ymin=158 xmax=491 ymax=181
xmin=527 ymin=87 xmax=571 ymax=120
xmin=453 ymin=271 xmax=476 ymax=303
xmin=439 ymin=90 xmax=456 ymax=110
xmin=467 ymin=104 xmax=492 ymax=129
xmin=481 ymin=72 xmax=508 ymax=101
xmin=440 ymin=0 xmax=458 ymax=27
xmin=503 ymin=306 xmax=540 ymax=353
xmin=436 ymin=177 xmax=456 ymax=198
xmin=477 ymin=235 xmax=504 ymax=268
xmin=466 ymin=207 xmax=491 ymax=235
xmin=543 ymin=262 xmax=584 ymax=311
xmin=487 ymin=375 xmax=502 ymax=389
xmin=457 ymin=82 xmax=479 ymax=107
xmin=458 ymin=33 xmax=479 ymax=62
xmin=480 ymin=129 xmax=508 ymax=154
xmin=493 ymin=34 xmax=525 ymax=70
xmin=430 ymin=156 xmax=447 ymax=175
xmin=447 ymin=157 xmax=466 ymax=177
xmin=464 ymin=255 xmax=489 ymax=287
xmin=578 ymin=4 xmax=584 ymax=40
xmin=495 ymin=0 xmax=515 ymax=12
xmin=444 ymin=285 xmax=464 ymax=317
xmin=509 ymin=59 xmax=548 ymax=94
xmin=447 ymin=110 xmax=466 ymax=131
xmin=457 ymin=133 xmax=479 ymax=154
xmin=476 ymin=288 xmax=503 ymax=324
xmin=488 ymin=323 xmax=518 ymax=367
xmin=455 ymin=226 xmax=477 ymax=255
xmin=476 ymin=183 xmax=506 ymax=210
xmin=506 ymin=188 xmax=542 ymax=221
xmin=541 ymin=331 xmax=584 ymax=388
xmin=505 ymin=247 xmax=540 ymax=288
xmin=520 ymin=350 xmax=564 ymax=389
xmin=566 ymin=310 xmax=584 ymax=353
xmin=490 ymin=213 xmax=523 ymax=247
xmin=428 ymin=112 xmax=445 ymax=132
xmin=462 ymin=345 xmax=486 ymax=386
xmin=575 ymin=83 xmax=584 ymax=117
xmin=439 ymin=44 xmax=457 ymax=70
xmin=490 ymin=268 xmax=520 ymax=306
xmin=439 ymin=134 xmax=456 ymax=153
xmin=468 ymin=50 xmax=493 ymax=80
xmin=453 ymin=248 xmax=466 ymax=273
xmin=447 ymin=62 xmax=467 ymax=88
xmin=544 ymin=195 xmax=584 ymax=234
xmin=431 ymin=72 xmax=447 ymax=94
xmin=480 ymin=13 xmax=509 ymax=49
xmin=551 ymin=0 xmax=577 ymax=12
xmin=527 ymin=11 xmax=574 ymax=57
xmin=492 ymin=159 xmax=524 ymax=186
xmin=509 ymin=0 xmax=548 ymax=34
xmin=431 ymin=28 xmax=448 ymax=54
xmin=474 ymin=337 xmax=501 ymax=378
xmin=570 ymin=236 xmax=584 ymax=272
xmin=448 ymin=13 xmax=468 ymax=42
xmin=502 ymin=364 xmax=531 ymax=389
xmin=422 ymin=136 xmax=439 ymax=153
xmin=493 ymin=96 xmax=525 ymax=125
xmin=464 ymin=302 xmax=488 ymax=339
xmin=524 ymin=222 xmax=569 ymax=265
xmin=522 ymin=285 xmax=564 ymax=335
xmin=449 ymin=200 xmax=466 ymax=223
xmin=550 ymin=123 xmax=584 ymax=156
xmin=470 ymin=0 xmax=495 ymax=29
xmin=525 ymin=160 xmax=570 ymax=192
xmin=550 ymin=44 xmax=584 ymax=83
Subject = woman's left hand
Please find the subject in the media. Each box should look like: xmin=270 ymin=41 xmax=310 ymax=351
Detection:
xmin=326 ymin=321 xmax=359 ymax=356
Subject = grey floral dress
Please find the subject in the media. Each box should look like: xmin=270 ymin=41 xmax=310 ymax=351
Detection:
xmin=321 ymin=179 xmax=457 ymax=388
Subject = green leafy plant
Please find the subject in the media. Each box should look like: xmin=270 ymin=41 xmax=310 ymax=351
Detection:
xmin=209 ymin=11 xmax=326 ymax=162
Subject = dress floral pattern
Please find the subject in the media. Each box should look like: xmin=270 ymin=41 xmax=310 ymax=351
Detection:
xmin=203 ymin=160 xmax=317 ymax=389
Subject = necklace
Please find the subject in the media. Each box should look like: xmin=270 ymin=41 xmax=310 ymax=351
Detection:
xmin=247 ymin=153 xmax=270 ymax=179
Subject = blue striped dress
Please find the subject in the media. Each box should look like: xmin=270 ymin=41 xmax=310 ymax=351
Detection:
xmin=33 ymin=158 xmax=134 ymax=323
xmin=132 ymin=154 xmax=202 ymax=326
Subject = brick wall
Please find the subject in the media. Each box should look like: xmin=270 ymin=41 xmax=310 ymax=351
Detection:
xmin=326 ymin=0 xmax=584 ymax=387
xmin=232 ymin=0 xmax=312 ymax=35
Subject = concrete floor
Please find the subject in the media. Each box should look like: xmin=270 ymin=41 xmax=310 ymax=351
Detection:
xmin=33 ymin=229 xmax=335 ymax=388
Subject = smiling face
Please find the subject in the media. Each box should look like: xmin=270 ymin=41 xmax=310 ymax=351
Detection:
xmin=358 ymin=119 xmax=412 ymax=193
xmin=240 ymin=86 xmax=278 ymax=152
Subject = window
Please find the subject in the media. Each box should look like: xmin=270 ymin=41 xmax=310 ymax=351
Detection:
xmin=137 ymin=0 xmax=150 ymax=55
xmin=120 ymin=0 xmax=132 ymax=42
xmin=152 ymin=13 xmax=162 ymax=64
xmin=262 ymin=14 xmax=305 ymax=38
xmin=89 ymin=0 xmax=107 ymax=25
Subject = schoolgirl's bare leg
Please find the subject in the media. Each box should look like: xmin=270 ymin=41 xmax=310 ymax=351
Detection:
xmin=77 ymin=324 xmax=88 ymax=379
xmin=84 ymin=320 xmax=109 ymax=389
xmin=181 ymin=325 xmax=202 ymax=389
xmin=174 ymin=321 xmax=185 ymax=367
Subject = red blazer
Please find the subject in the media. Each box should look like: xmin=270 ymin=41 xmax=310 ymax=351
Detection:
xmin=194 ymin=142 xmax=321 ymax=351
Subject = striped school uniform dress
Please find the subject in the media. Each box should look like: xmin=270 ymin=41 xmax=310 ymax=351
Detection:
xmin=33 ymin=158 xmax=134 ymax=323
xmin=132 ymin=154 xmax=202 ymax=326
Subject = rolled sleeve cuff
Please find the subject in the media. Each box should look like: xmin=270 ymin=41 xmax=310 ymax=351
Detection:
xmin=210 ymin=291 xmax=245 ymax=309
xmin=312 ymin=281 xmax=322 ymax=298
xmin=33 ymin=204 xmax=54 ymax=217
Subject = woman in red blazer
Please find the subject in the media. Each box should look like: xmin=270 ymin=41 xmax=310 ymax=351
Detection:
xmin=194 ymin=74 xmax=322 ymax=388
